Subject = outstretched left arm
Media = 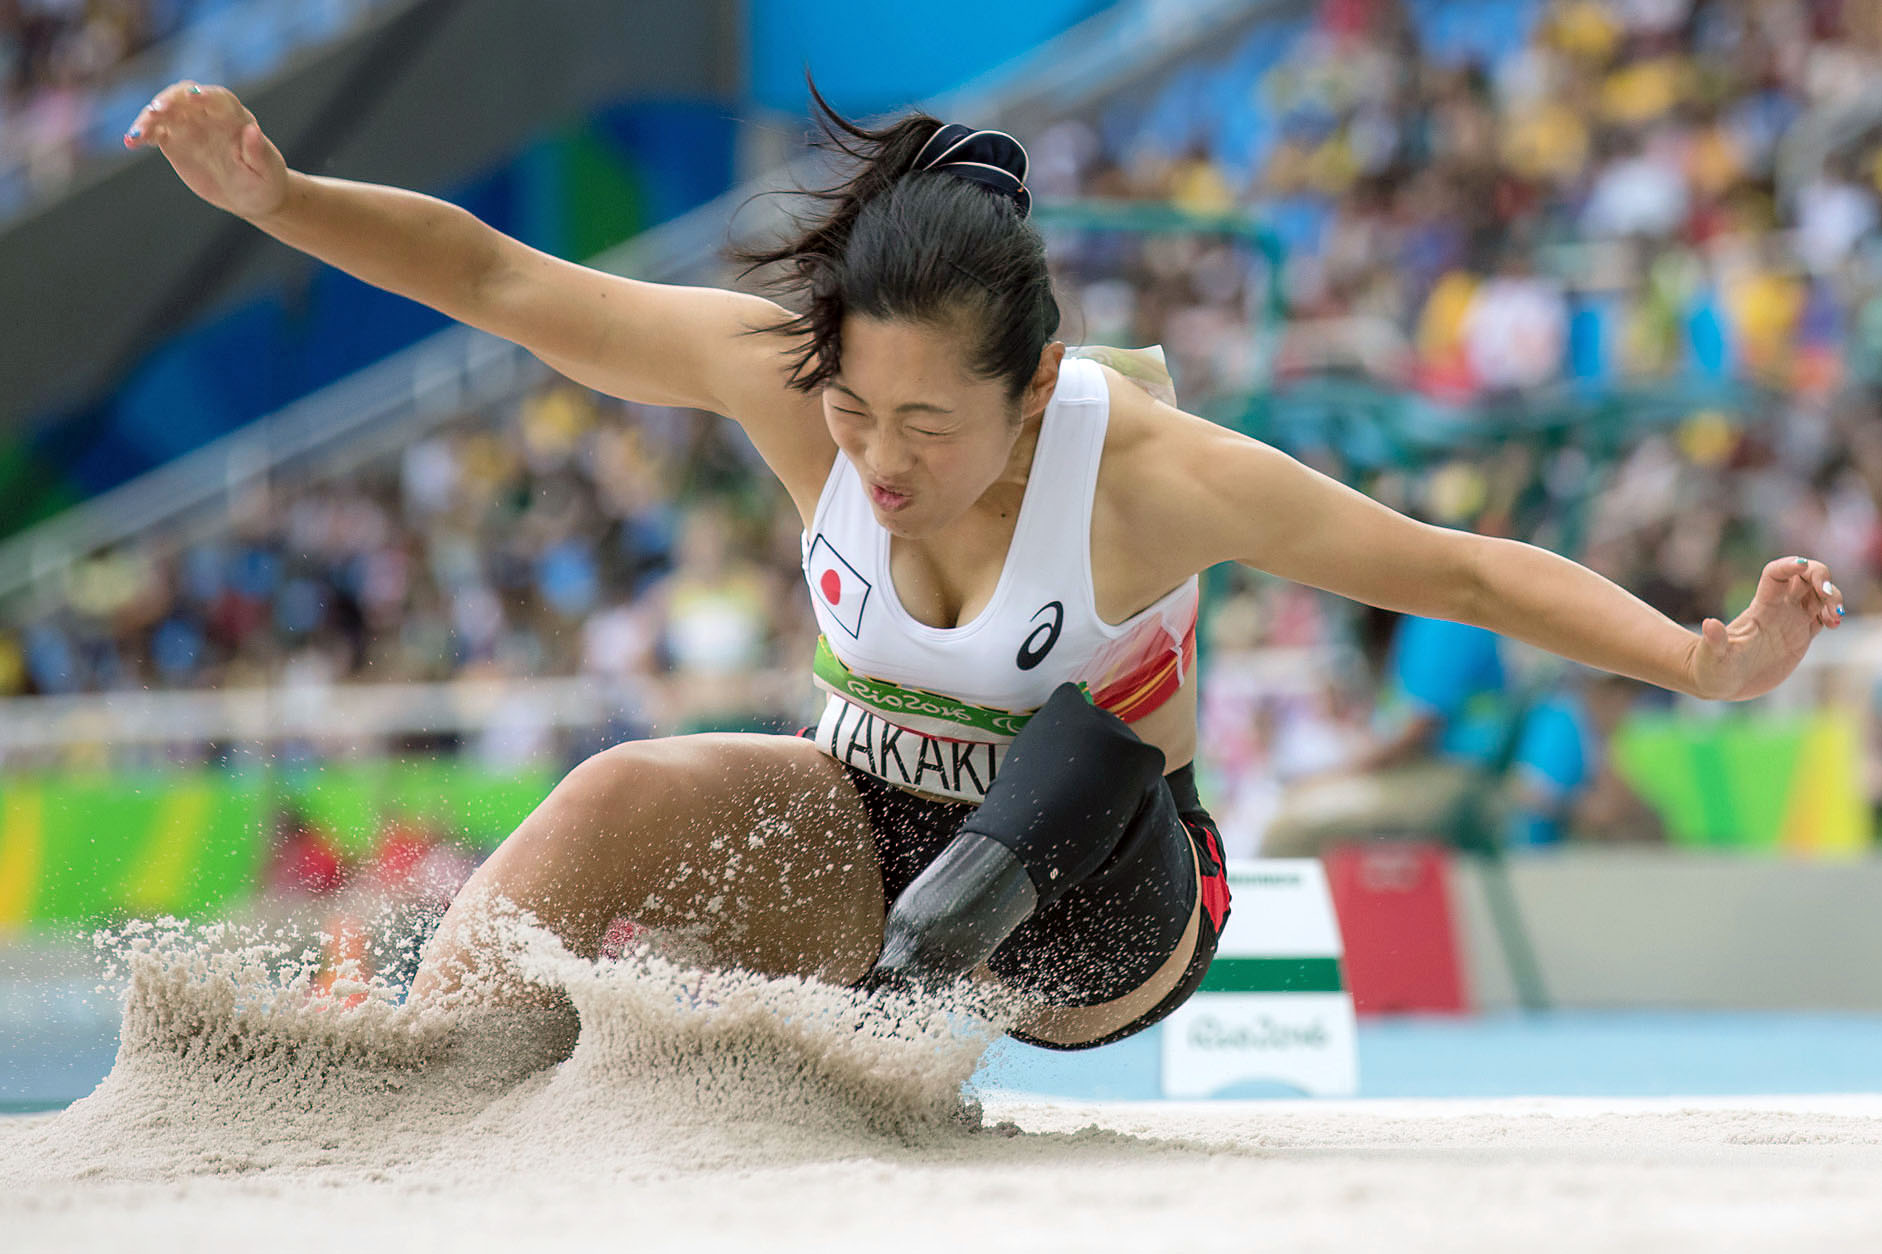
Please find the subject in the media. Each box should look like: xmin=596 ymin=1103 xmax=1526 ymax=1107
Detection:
xmin=1107 ymin=373 xmax=1843 ymax=701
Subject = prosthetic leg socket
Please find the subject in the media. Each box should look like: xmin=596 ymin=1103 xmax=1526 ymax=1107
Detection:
xmin=859 ymin=682 xmax=1165 ymax=997
xmin=859 ymin=833 xmax=1038 ymax=997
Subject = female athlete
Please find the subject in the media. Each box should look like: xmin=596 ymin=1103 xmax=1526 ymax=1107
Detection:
xmin=126 ymin=81 xmax=1845 ymax=1050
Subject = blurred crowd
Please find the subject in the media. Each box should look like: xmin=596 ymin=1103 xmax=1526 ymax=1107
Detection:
xmin=8 ymin=0 xmax=1882 ymax=856
xmin=0 ymin=381 xmax=813 ymax=737
xmin=0 ymin=0 xmax=385 ymax=214
xmin=1040 ymin=0 xmax=1882 ymax=402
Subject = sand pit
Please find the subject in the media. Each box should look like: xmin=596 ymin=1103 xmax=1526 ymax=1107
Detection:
xmin=4 ymin=921 xmax=1881 ymax=1252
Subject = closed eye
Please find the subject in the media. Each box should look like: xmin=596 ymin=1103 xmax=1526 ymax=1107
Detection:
xmin=836 ymin=407 xmax=948 ymax=438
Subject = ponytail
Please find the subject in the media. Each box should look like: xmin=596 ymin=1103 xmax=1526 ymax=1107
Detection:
xmin=734 ymin=79 xmax=1060 ymax=403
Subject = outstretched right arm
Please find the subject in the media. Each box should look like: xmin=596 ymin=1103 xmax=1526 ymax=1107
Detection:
xmin=127 ymin=81 xmax=835 ymax=512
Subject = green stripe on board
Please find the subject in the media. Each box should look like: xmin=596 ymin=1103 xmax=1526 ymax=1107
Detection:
xmin=1199 ymin=956 xmax=1345 ymax=994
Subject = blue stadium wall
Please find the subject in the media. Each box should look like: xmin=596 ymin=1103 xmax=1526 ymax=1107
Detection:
xmin=748 ymin=0 xmax=1115 ymax=115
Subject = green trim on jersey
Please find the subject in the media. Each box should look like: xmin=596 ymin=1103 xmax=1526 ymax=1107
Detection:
xmin=813 ymin=636 xmax=1089 ymax=739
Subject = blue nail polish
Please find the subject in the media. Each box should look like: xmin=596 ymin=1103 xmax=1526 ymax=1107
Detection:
xmin=127 ymin=128 xmax=140 ymax=140
xmin=1837 ymin=606 xmax=1846 ymax=617
xmin=1795 ymin=557 xmax=1808 ymax=564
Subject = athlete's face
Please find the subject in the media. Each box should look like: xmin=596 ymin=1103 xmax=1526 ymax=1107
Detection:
xmin=823 ymin=316 xmax=1062 ymax=539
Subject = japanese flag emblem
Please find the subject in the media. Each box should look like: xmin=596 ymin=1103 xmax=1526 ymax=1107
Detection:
xmin=807 ymin=534 xmax=871 ymax=638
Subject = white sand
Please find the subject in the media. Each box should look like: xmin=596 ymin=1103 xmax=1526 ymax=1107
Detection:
xmin=4 ymin=920 xmax=1881 ymax=1253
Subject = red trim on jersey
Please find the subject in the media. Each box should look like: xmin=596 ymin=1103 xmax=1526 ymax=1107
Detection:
xmin=1092 ymin=613 xmax=1199 ymax=724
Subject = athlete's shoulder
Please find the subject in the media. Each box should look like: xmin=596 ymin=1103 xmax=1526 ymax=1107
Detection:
xmin=1086 ymin=353 xmax=1223 ymax=478
xmin=1084 ymin=349 xmax=1271 ymax=575
xmin=1066 ymin=344 xmax=1178 ymax=406
xmin=1073 ymin=353 xmax=1223 ymax=619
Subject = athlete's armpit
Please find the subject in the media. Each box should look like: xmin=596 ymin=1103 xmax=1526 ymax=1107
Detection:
xmin=480 ymin=254 xmax=837 ymax=521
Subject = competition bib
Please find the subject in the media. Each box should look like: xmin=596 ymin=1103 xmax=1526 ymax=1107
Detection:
xmin=813 ymin=694 xmax=1007 ymax=804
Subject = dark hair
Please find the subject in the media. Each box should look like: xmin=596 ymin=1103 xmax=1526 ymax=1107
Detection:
xmin=734 ymin=82 xmax=1060 ymax=404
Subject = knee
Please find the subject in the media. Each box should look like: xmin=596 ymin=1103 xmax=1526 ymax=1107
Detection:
xmin=554 ymin=737 xmax=765 ymax=839
xmin=544 ymin=740 xmax=690 ymax=838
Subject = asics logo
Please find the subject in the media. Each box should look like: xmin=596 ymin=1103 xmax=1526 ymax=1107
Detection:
xmin=1016 ymin=601 xmax=1064 ymax=670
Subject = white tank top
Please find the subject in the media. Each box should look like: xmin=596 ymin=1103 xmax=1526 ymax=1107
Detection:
xmin=800 ymin=352 xmax=1200 ymax=803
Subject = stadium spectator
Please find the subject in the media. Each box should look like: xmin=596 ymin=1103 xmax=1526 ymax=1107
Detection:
xmin=1505 ymin=670 xmax=1664 ymax=847
xmin=652 ymin=500 xmax=788 ymax=732
xmin=265 ymin=805 xmax=349 ymax=897
xmin=1259 ymin=611 xmax=1515 ymax=856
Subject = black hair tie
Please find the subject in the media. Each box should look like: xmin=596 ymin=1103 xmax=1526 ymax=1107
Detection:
xmin=912 ymin=122 xmax=1032 ymax=219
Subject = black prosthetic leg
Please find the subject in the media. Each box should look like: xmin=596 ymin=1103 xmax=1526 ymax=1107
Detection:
xmin=861 ymin=682 xmax=1166 ymax=996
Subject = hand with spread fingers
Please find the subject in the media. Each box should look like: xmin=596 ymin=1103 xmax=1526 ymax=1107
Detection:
xmin=123 ymin=80 xmax=289 ymax=221
xmin=1691 ymin=555 xmax=1846 ymax=701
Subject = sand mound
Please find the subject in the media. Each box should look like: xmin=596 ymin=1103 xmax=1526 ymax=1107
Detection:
xmin=10 ymin=920 xmax=1882 ymax=1252
xmin=3 ymin=913 xmax=1016 ymax=1189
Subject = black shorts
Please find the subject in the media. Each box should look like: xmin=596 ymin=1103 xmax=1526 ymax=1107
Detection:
xmin=805 ymin=729 xmax=1233 ymax=1051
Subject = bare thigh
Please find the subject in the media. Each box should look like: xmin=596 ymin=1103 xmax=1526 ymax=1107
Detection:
xmin=413 ymin=733 xmax=883 ymax=1004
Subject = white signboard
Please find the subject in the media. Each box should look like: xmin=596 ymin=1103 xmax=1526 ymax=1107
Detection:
xmin=1161 ymin=858 xmax=1359 ymax=1098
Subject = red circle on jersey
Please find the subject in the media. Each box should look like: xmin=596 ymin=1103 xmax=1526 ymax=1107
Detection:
xmin=820 ymin=569 xmax=843 ymax=604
